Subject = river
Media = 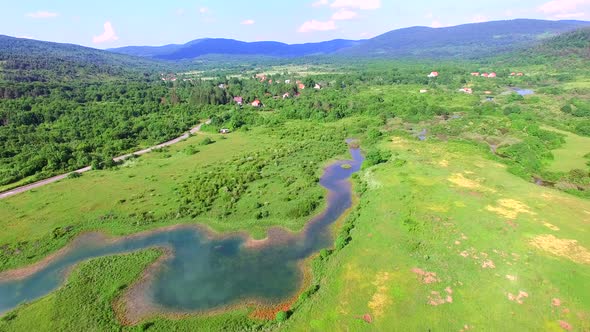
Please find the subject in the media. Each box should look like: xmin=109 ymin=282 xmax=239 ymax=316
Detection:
xmin=0 ymin=146 xmax=364 ymax=318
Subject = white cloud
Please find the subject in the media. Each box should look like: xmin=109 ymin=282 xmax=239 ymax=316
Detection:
xmin=471 ymin=14 xmax=488 ymax=23
xmin=330 ymin=0 xmax=381 ymax=10
xmin=199 ymin=7 xmax=209 ymax=14
xmin=431 ymin=20 xmax=445 ymax=28
xmin=554 ymin=11 xmax=586 ymax=17
xmin=538 ymin=0 xmax=590 ymax=14
xmin=312 ymin=0 xmax=329 ymax=7
xmin=26 ymin=11 xmax=58 ymax=19
xmin=425 ymin=12 xmax=434 ymax=19
xmin=93 ymin=21 xmax=119 ymax=44
xmin=176 ymin=8 xmax=186 ymax=16
xmin=241 ymin=19 xmax=255 ymax=25
xmin=17 ymin=35 xmax=34 ymax=39
xmin=332 ymin=9 xmax=358 ymax=20
xmin=298 ymin=20 xmax=337 ymax=32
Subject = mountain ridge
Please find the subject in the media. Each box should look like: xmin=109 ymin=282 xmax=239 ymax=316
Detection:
xmin=107 ymin=19 xmax=590 ymax=60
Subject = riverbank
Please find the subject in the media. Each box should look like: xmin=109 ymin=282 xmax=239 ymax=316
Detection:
xmin=0 ymin=141 xmax=363 ymax=325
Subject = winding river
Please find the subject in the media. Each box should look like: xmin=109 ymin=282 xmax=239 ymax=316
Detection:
xmin=0 ymin=146 xmax=363 ymax=319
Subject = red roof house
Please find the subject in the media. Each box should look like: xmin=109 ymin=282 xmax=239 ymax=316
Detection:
xmin=489 ymin=72 xmax=497 ymax=78
xmin=428 ymin=71 xmax=439 ymax=78
xmin=298 ymin=83 xmax=305 ymax=90
xmin=471 ymin=72 xmax=480 ymax=76
xmin=251 ymin=100 xmax=261 ymax=107
xmin=233 ymin=96 xmax=243 ymax=105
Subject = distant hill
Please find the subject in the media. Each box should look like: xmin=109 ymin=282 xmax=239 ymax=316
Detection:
xmin=0 ymin=35 xmax=163 ymax=82
xmin=109 ymin=19 xmax=590 ymax=60
xmin=342 ymin=19 xmax=590 ymax=58
xmin=110 ymin=39 xmax=362 ymax=60
xmin=536 ymin=27 xmax=590 ymax=57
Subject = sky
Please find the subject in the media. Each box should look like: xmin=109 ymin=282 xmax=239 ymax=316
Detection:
xmin=1 ymin=0 xmax=589 ymax=48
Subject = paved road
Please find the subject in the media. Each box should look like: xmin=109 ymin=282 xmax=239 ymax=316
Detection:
xmin=0 ymin=121 xmax=209 ymax=200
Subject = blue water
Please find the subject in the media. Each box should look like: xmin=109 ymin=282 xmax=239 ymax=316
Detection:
xmin=0 ymin=147 xmax=363 ymax=314
xmin=514 ymin=88 xmax=534 ymax=96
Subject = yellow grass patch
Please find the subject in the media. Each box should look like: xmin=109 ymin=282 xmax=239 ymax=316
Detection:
xmin=438 ymin=160 xmax=449 ymax=168
xmin=391 ymin=137 xmax=408 ymax=146
xmin=530 ymin=234 xmax=590 ymax=265
xmin=486 ymin=199 xmax=535 ymax=219
xmin=448 ymin=173 xmax=481 ymax=190
xmin=428 ymin=204 xmax=449 ymax=213
xmin=338 ymin=263 xmax=363 ymax=315
xmin=543 ymin=222 xmax=560 ymax=231
xmin=454 ymin=201 xmax=467 ymax=208
xmin=368 ymin=271 xmax=392 ymax=318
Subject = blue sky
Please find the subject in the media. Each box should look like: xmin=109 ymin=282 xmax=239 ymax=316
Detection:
xmin=1 ymin=0 xmax=589 ymax=48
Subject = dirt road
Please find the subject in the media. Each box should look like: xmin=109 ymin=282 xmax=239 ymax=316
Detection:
xmin=0 ymin=121 xmax=209 ymax=200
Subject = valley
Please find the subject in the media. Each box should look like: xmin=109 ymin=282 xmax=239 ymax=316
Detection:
xmin=0 ymin=18 xmax=589 ymax=331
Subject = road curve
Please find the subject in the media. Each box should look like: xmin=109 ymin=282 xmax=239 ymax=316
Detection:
xmin=0 ymin=121 xmax=210 ymax=200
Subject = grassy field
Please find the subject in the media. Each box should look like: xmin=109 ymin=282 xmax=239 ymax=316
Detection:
xmin=284 ymin=136 xmax=590 ymax=331
xmin=545 ymin=126 xmax=590 ymax=173
xmin=0 ymin=118 xmax=371 ymax=271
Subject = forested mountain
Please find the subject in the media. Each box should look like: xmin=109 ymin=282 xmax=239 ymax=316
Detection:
xmin=342 ymin=19 xmax=590 ymax=58
xmin=0 ymin=35 xmax=164 ymax=83
xmin=111 ymin=39 xmax=362 ymax=60
xmin=109 ymin=19 xmax=590 ymax=60
xmin=535 ymin=27 xmax=590 ymax=57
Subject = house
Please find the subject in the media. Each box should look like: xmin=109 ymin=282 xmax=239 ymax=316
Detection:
xmin=252 ymin=99 xmax=262 ymax=107
xmin=486 ymin=97 xmax=494 ymax=102
xmin=269 ymin=80 xmax=273 ymax=84
xmin=516 ymin=72 xmax=524 ymax=76
xmin=484 ymin=91 xmax=493 ymax=95
xmin=285 ymin=79 xmax=291 ymax=84
xmin=471 ymin=72 xmax=480 ymax=76
xmin=282 ymin=92 xmax=290 ymax=99
xmin=510 ymin=72 xmax=516 ymax=76
xmin=420 ymin=89 xmax=428 ymax=93
xmin=219 ymin=128 xmax=230 ymax=134
xmin=489 ymin=72 xmax=497 ymax=78
xmin=428 ymin=71 xmax=439 ymax=78
xmin=482 ymin=73 xmax=489 ymax=78
xmin=298 ymin=83 xmax=306 ymax=90
xmin=459 ymin=88 xmax=473 ymax=94
xmin=233 ymin=96 xmax=243 ymax=105
xmin=218 ymin=84 xmax=226 ymax=89
xmin=314 ymin=83 xmax=321 ymax=90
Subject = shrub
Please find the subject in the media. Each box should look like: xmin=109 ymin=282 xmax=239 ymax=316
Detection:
xmin=199 ymin=137 xmax=215 ymax=146
xmin=335 ymin=234 xmax=350 ymax=250
xmin=67 ymin=172 xmax=81 ymax=179
xmin=364 ymin=149 xmax=391 ymax=168
xmin=275 ymin=311 xmax=289 ymax=322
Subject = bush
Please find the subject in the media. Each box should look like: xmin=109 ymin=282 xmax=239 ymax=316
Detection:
xmin=199 ymin=137 xmax=215 ymax=146
xmin=364 ymin=149 xmax=391 ymax=168
xmin=67 ymin=172 xmax=81 ymax=179
xmin=183 ymin=145 xmax=199 ymax=155
xmin=275 ymin=311 xmax=289 ymax=322
xmin=503 ymin=105 xmax=521 ymax=116
xmin=335 ymin=234 xmax=350 ymax=250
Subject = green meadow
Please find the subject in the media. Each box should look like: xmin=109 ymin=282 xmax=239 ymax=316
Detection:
xmin=285 ymin=137 xmax=590 ymax=331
